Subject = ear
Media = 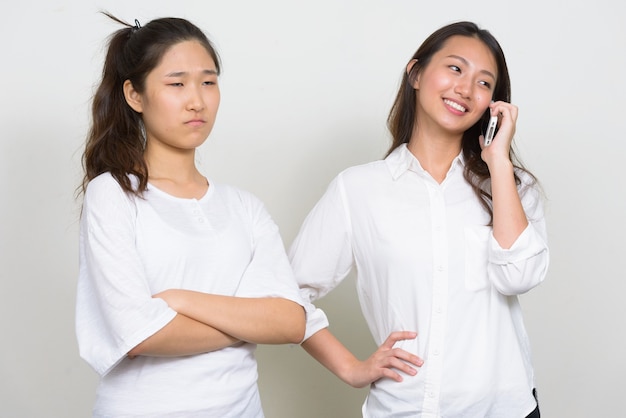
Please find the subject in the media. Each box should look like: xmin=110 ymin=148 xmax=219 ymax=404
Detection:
xmin=123 ymin=80 xmax=143 ymax=113
xmin=406 ymin=59 xmax=419 ymax=89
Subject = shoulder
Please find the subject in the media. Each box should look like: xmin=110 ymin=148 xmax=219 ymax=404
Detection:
xmin=335 ymin=159 xmax=387 ymax=186
xmin=212 ymin=182 xmax=261 ymax=203
xmin=310 ymin=160 xmax=387 ymax=209
xmin=211 ymin=182 xmax=268 ymax=215
xmin=84 ymin=172 xmax=137 ymax=210
xmin=86 ymin=172 xmax=124 ymax=197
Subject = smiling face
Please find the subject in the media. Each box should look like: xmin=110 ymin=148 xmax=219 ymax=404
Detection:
xmin=412 ymin=35 xmax=497 ymax=139
xmin=124 ymin=40 xmax=220 ymax=154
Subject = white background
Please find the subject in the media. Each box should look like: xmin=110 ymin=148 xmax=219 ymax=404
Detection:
xmin=1 ymin=1 xmax=624 ymax=416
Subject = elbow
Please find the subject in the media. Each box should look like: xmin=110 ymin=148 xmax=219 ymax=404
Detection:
xmin=282 ymin=302 xmax=306 ymax=344
xmin=490 ymin=248 xmax=550 ymax=296
xmin=490 ymin=261 xmax=548 ymax=296
xmin=255 ymin=299 xmax=306 ymax=344
xmin=494 ymin=281 xmax=539 ymax=296
xmin=288 ymin=305 xmax=307 ymax=344
xmin=127 ymin=343 xmax=143 ymax=358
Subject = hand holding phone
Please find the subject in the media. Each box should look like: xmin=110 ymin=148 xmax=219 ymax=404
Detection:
xmin=483 ymin=114 xmax=498 ymax=146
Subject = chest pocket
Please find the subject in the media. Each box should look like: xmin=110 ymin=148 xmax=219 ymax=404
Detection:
xmin=464 ymin=225 xmax=492 ymax=291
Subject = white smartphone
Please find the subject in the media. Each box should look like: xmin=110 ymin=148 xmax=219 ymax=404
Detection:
xmin=483 ymin=115 xmax=498 ymax=146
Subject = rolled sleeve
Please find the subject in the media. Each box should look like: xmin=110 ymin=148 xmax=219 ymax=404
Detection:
xmin=488 ymin=218 xmax=549 ymax=296
xmin=289 ymin=174 xmax=354 ymax=342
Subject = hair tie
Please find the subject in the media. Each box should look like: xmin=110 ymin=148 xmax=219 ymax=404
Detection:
xmin=130 ymin=19 xmax=142 ymax=36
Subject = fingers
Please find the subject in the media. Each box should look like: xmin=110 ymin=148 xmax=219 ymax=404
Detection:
xmin=369 ymin=331 xmax=424 ymax=383
xmin=392 ymin=346 xmax=424 ymax=368
xmin=369 ymin=347 xmax=422 ymax=383
xmin=379 ymin=331 xmax=422 ymax=366
xmin=489 ymin=101 xmax=518 ymax=132
xmin=347 ymin=330 xmax=423 ymax=387
xmin=490 ymin=100 xmax=518 ymax=116
xmin=481 ymin=101 xmax=517 ymax=156
xmin=381 ymin=330 xmax=417 ymax=348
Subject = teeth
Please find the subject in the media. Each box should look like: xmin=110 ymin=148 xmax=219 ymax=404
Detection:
xmin=444 ymin=99 xmax=466 ymax=112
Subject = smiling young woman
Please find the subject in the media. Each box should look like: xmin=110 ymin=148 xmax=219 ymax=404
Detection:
xmin=290 ymin=21 xmax=547 ymax=418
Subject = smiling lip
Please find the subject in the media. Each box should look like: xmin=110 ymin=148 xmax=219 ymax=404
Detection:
xmin=443 ymin=98 xmax=468 ymax=114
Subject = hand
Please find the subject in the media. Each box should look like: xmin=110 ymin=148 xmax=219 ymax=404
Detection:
xmin=345 ymin=331 xmax=423 ymax=388
xmin=153 ymin=289 xmax=185 ymax=312
xmin=480 ymin=101 xmax=518 ymax=166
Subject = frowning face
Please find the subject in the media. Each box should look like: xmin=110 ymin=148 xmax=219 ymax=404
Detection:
xmin=125 ymin=40 xmax=221 ymax=153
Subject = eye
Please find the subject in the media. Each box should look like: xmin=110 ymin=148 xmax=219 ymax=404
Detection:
xmin=449 ymin=65 xmax=461 ymax=72
xmin=202 ymin=80 xmax=217 ymax=86
xmin=479 ymin=80 xmax=492 ymax=89
xmin=168 ymin=82 xmax=184 ymax=87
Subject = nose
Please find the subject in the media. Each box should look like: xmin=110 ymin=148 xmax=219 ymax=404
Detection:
xmin=186 ymin=86 xmax=205 ymax=112
xmin=454 ymin=77 xmax=472 ymax=99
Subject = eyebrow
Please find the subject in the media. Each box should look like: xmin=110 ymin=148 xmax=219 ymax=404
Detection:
xmin=447 ymin=55 xmax=496 ymax=80
xmin=165 ymin=69 xmax=218 ymax=77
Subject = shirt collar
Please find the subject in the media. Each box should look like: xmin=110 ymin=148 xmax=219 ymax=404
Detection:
xmin=384 ymin=143 xmax=466 ymax=181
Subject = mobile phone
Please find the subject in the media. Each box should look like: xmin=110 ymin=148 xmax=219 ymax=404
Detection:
xmin=483 ymin=115 xmax=498 ymax=146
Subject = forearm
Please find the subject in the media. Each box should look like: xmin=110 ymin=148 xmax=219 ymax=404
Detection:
xmin=302 ymin=328 xmax=423 ymax=388
xmin=489 ymin=159 xmax=528 ymax=249
xmin=301 ymin=328 xmax=361 ymax=385
xmin=158 ymin=290 xmax=305 ymax=344
xmin=128 ymin=313 xmax=239 ymax=358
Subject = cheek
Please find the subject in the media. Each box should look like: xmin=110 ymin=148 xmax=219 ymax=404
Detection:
xmin=478 ymin=94 xmax=493 ymax=111
xmin=428 ymin=73 xmax=454 ymax=92
xmin=206 ymin=91 xmax=221 ymax=111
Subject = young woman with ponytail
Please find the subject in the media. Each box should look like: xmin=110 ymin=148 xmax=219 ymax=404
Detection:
xmin=76 ymin=13 xmax=305 ymax=417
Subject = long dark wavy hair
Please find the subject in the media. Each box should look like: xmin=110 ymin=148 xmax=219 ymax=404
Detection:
xmin=386 ymin=21 xmax=536 ymax=222
xmin=80 ymin=12 xmax=221 ymax=197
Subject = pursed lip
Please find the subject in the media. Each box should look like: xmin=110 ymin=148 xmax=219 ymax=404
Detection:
xmin=184 ymin=118 xmax=206 ymax=127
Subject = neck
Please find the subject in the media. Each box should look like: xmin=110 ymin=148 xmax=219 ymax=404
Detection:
xmin=144 ymin=143 xmax=207 ymax=199
xmin=407 ymin=126 xmax=462 ymax=184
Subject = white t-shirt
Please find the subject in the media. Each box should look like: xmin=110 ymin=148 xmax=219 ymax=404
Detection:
xmin=76 ymin=172 xmax=303 ymax=418
xmin=289 ymin=144 xmax=549 ymax=418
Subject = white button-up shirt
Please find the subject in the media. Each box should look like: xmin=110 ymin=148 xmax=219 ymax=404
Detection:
xmin=290 ymin=144 xmax=549 ymax=417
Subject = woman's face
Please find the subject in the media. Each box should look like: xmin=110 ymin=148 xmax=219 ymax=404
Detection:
xmin=126 ymin=40 xmax=221 ymax=153
xmin=412 ymin=35 xmax=497 ymax=138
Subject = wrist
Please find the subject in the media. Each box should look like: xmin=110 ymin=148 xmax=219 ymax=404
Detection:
xmin=486 ymin=158 xmax=513 ymax=174
xmin=342 ymin=357 xmax=367 ymax=388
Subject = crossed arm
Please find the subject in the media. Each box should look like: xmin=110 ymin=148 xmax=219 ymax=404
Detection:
xmin=129 ymin=291 xmax=305 ymax=358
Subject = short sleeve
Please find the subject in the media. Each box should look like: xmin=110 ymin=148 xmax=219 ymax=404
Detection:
xmin=75 ymin=174 xmax=176 ymax=376
xmin=231 ymin=190 xmax=304 ymax=306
